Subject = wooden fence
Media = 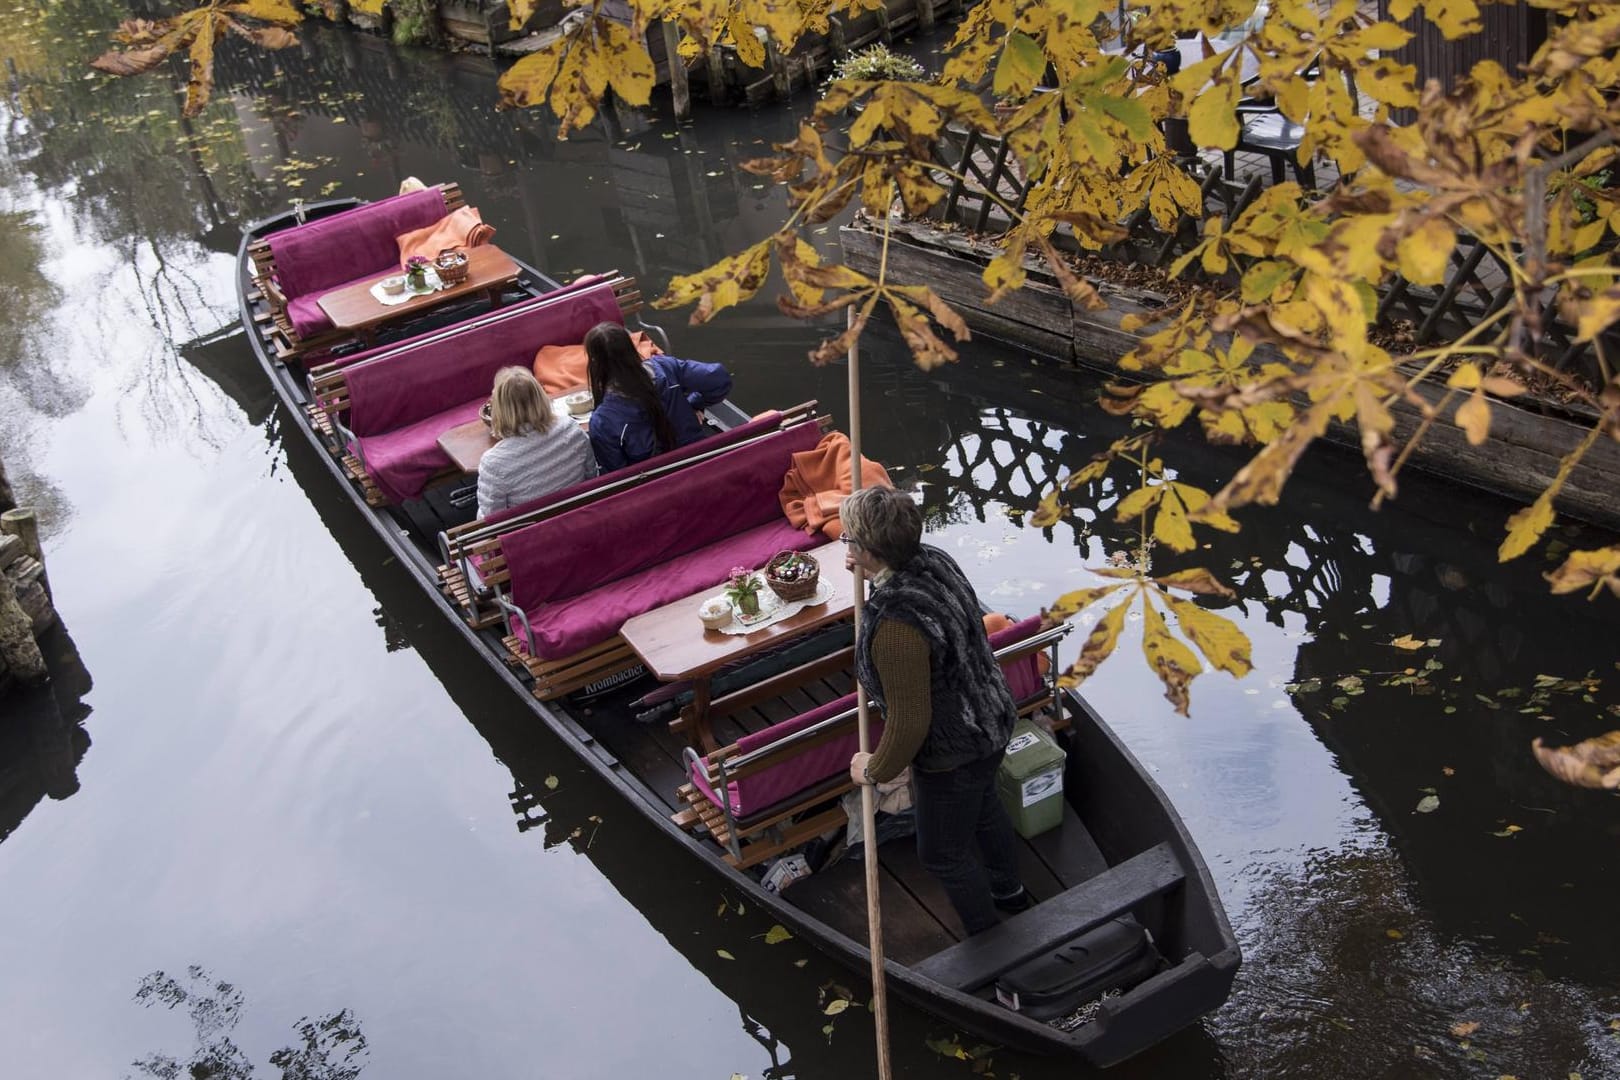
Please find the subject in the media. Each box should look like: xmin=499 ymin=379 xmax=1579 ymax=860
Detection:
xmin=924 ymin=127 xmax=1617 ymax=390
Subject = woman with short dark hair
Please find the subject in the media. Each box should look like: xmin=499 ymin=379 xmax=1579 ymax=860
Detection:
xmin=843 ymin=485 xmax=1028 ymax=934
xmin=584 ymin=322 xmax=732 ymax=471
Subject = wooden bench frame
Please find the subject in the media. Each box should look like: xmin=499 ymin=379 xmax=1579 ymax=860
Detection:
xmin=440 ymin=402 xmax=827 ymax=628
xmin=306 ymin=273 xmax=658 ymax=509
xmin=246 ymin=182 xmax=466 ymax=363
xmin=674 ymin=623 xmax=1072 ymax=869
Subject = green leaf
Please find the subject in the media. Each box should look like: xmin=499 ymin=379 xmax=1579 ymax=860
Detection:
xmin=763 ymin=924 xmax=793 ymax=944
xmin=716 ymin=948 xmax=735 ymax=960
xmin=1094 ymin=93 xmax=1154 ymax=142
xmin=993 ymin=31 xmax=1046 ymax=99
xmin=1415 ymin=794 xmax=1440 ymax=813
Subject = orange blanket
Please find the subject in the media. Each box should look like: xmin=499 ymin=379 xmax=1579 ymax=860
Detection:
xmin=778 ymin=432 xmax=892 ymax=540
xmin=532 ymin=330 xmax=660 ymax=398
xmin=396 ymin=205 xmax=495 ymax=266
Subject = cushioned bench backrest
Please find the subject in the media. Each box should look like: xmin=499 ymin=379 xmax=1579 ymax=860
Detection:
xmin=710 ymin=614 xmax=1050 ymax=817
xmin=344 ymin=282 xmax=623 ymax=438
xmin=326 ymin=274 xmax=613 ymax=372
xmin=480 ymin=409 xmax=786 ymax=530
xmin=990 ymin=615 xmax=1047 ymax=701
xmin=267 ymin=189 xmax=448 ymax=301
xmin=728 ymin=692 xmax=873 ymax=817
xmin=503 ymin=420 xmax=825 ymax=612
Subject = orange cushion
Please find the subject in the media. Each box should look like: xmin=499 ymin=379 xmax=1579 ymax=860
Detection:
xmin=532 ymin=330 xmax=661 ymax=398
xmin=396 ymin=206 xmax=494 ymax=267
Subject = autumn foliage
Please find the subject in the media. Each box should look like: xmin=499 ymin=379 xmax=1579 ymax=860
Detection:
xmin=88 ymin=0 xmax=1620 ymax=770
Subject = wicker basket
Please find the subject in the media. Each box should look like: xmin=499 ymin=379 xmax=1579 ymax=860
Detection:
xmin=764 ymin=550 xmax=820 ymax=602
xmin=434 ymin=247 xmax=470 ymax=286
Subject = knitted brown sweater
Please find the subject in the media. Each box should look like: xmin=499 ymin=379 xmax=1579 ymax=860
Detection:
xmin=865 ymin=619 xmax=933 ymax=782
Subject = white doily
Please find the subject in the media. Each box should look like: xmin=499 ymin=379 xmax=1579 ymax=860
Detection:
xmin=711 ymin=576 xmax=836 ymax=635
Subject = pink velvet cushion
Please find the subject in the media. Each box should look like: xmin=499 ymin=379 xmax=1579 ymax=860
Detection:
xmin=989 ymin=615 xmax=1047 ymax=701
xmin=352 ymin=396 xmax=484 ymax=504
xmin=285 ymin=268 xmax=385 ymax=339
xmin=479 ymin=410 xmax=787 ymax=530
xmin=344 ymin=282 xmax=623 ymax=438
xmin=512 ymin=518 xmax=820 ymax=660
xmin=689 ymin=616 xmax=1048 ymax=819
xmin=268 ymin=189 xmax=448 ymax=301
xmin=502 ymin=421 xmax=825 ymax=615
xmin=323 ymin=282 xmax=623 ymax=372
xmin=688 ymin=690 xmax=879 ymax=820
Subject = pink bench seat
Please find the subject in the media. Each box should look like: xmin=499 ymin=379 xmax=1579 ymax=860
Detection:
xmin=286 ymin=269 xmax=377 ymax=339
xmin=689 ymin=616 xmax=1050 ymax=822
xmin=336 ymin=280 xmax=623 ymax=503
xmin=501 ymin=420 xmax=827 ymax=661
xmin=518 ymin=518 xmax=820 ymax=660
xmin=349 ymin=397 xmax=485 ymax=506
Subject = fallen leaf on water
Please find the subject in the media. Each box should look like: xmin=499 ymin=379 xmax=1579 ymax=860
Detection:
xmin=543 ymin=775 xmax=559 ymax=790
xmin=1442 ymin=766 xmax=1456 ymax=776
xmin=1416 ymin=794 xmax=1440 ymax=813
xmin=716 ymin=949 xmax=734 ymax=960
xmin=793 ymin=959 xmax=808 ymax=968
xmin=1385 ymin=928 xmax=1404 ymax=940
xmin=1391 ymin=634 xmax=1426 ymax=650
xmin=1531 ymin=731 xmax=1620 ymax=789
xmin=1450 ymin=1020 xmax=1480 ymax=1038
xmin=763 ymin=924 xmax=793 ymax=945
xmin=1492 ymin=825 xmax=1523 ymax=837
xmin=824 ymin=999 xmax=850 ymax=1016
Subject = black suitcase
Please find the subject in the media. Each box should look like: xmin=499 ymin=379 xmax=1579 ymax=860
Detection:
xmin=993 ymin=917 xmax=1162 ymax=1021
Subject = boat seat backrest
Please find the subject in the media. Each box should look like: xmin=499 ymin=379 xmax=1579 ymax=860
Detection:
xmin=694 ymin=615 xmax=1055 ymax=821
xmin=992 ymin=615 xmax=1048 ymax=703
xmin=478 ymin=408 xmax=791 ymax=530
xmin=267 ymin=188 xmax=451 ymax=301
xmin=344 ymin=281 xmax=624 ymax=438
xmin=502 ymin=420 xmax=825 ymax=613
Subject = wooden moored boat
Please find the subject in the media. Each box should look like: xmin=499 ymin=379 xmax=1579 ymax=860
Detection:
xmin=235 ymin=190 xmax=1241 ymax=1067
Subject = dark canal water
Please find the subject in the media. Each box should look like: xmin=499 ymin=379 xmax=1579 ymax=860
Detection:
xmin=2 ymin=13 xmax=1619 ymax=1079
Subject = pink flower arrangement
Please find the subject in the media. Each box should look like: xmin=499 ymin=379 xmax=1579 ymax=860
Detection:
xmin=724 ymin=566 xmax=762 ymax=608
xmin=405 ymin=255 xmax=430 ymax=270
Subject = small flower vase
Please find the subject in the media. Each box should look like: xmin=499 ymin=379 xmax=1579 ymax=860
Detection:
xmin=405 ymin=265 xmax=428 ymax=291
xmin=737 ymin=592 xmax=760 ymax=617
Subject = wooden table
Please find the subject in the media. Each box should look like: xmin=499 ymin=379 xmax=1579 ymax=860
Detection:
xmin=436 ymin=391 xmax=593 ymax=476
xmin=317 ymin=244 xmax=520 ymax=346
xmin=620 ymin=541 xmax=855 ymax=751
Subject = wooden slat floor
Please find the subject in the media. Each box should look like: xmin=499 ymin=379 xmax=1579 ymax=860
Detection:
xmin=576 ymin=676 xmax=1113 ymax=969
xmin=790 ymin=802 xmax=1112 ymax=967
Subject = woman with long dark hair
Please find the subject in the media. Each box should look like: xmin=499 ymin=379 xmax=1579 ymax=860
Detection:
xmin=584 ymin=322 xmax=732 ymax=471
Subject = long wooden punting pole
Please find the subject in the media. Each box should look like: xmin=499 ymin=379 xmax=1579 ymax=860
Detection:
xmin=847 ymin=306 xmax=893 ymax=1080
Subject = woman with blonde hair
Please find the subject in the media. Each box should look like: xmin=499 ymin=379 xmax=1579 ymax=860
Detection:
xmin=475 ymin=367 xmax=596 ymax=518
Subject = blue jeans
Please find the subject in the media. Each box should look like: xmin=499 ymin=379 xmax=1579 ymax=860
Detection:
xmin=913 ymin=752 xmax=1023 ymax=935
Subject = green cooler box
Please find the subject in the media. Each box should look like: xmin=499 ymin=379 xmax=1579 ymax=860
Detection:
xmin=997 ymin=718 xmax=1067 ymax=839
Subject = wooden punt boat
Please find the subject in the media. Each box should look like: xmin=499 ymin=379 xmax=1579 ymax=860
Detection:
xmin=235 ymin=195 xmax=1240 ymax=1067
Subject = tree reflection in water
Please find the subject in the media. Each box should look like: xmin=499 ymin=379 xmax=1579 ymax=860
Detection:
xmin=1214 ymin=844 xmax=1620 ymax=1079
xmin=129 ymin=966 xmax=367 ymax=1080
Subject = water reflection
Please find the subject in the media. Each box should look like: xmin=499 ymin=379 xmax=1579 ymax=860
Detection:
xmin=1216 ymin=844 xmax=1620 ymax=1078
xmin=0 ymin=621 xmax=93 ymax=845
xmin=0 ymin=1 xmax=1616 ymax=1074
xmin=130 ymin=966 xmax=367 ymax=1080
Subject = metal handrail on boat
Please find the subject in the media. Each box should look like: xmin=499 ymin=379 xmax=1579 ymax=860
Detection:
xmin=684 ymin=623 xmax=1072 ymax=861
xmin=492 ymin=593 xmax=537 ymax=657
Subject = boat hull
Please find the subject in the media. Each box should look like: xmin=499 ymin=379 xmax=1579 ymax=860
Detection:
xmin=234 ymin=204 xmax=1239 ymax=1066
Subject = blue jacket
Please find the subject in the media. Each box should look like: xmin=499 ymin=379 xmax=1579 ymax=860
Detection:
xmin=588 ymin=355 xmax=733 ymax=471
